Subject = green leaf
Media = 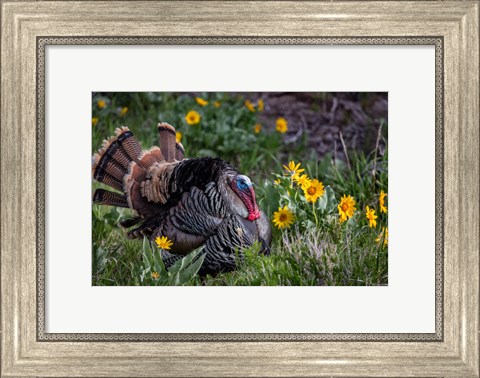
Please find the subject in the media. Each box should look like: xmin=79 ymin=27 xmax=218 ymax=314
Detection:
xmin=156 ymin=249 xmax=206 ymax=285
xmin=152 ymin=248 xmax=167 ymax=275
xmin=141 ymin=238 xmax=153 ymax=271
xmin=178 ymin=250 xmax=206 ymax=283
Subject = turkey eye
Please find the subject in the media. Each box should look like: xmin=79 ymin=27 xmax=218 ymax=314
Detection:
xmin=236 ymin=178 xmax=248 ymax=191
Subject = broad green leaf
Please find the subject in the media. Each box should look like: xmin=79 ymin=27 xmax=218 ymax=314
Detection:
xmin=178 ymin=252 xmax=205 ymax=284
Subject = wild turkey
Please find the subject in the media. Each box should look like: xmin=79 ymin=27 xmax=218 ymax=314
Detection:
xmin=92 ymin=122 xmax=272 ymax=275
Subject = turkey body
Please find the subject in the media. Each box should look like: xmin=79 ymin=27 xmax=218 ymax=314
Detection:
xmin=92 ymin=123 xmax=272 ymax=275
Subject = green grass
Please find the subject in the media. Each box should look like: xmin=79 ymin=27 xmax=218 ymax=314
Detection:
xmin=92 ymin=92 xmax=388 ymax=286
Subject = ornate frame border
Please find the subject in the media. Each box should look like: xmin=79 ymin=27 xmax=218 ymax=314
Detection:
xmin=36 ymin=36 xmax=444 ymax=343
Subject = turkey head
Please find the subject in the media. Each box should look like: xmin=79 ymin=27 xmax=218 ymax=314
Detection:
xmin=224 ymin=174 xmax=261 ymax=221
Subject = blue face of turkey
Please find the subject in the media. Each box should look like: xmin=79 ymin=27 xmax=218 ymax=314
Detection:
xmin=229 ymin=174 xmax=260 ymax=221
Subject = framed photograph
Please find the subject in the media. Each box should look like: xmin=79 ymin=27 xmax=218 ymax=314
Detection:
xmin=1 ymin=1 xmax=478 ymax=377
xmin=90 ymin=91 xmax=389 ymax=287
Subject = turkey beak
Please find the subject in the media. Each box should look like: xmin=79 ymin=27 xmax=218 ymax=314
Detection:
xmin=248 ymin=186 xmax=260 ymax=221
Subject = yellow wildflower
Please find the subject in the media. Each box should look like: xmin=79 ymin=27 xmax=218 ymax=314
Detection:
xmin=213 ymin=101 xmax=221 ymax=108
xmin=272 ymin=205 xmax=294 ymax=229
xmin=274 ymin=179 xmax=281 ymax=185
xmin=293 ymin=174 xmax=311 ymax=188
xmin=302 ymin=179 xmax=325 ymax=203
xmin=155 ymin=236 xmax=173 ymax=250
xmin=338 ymin=195 xmax=356 ymax=223
xmin=92 ymin=117 xmax=98 ymax=126
xmin=276 ymin=117 xmax=288 ymax=133
xmin=176 ymin=131 xmax=182 ymax=144
xmin=151 ymin=271 xmax=160 ymax=280
xmin=245 ymin=99 xmax=255 ymax=112
xmin=118 ymin=107 xmax=128 ymax=117
xmin=195 ymin=97 xmax=208 ymax=106
xmin=97 ymin=99 xmax=106 ymax=109
xmin=365 ymin=206 xmax=378 ymax=228
xmin=185 ymin=110 xmax=201 ymax=125
xmin=376 ymin=227 xmax=388 ymax=246
xmin=254 ymin=123 xmax=262 ymax=134
xmin=283 ymin=160 xmax=305 ymax=179
xmin=257 ymin=99 xmax=264 ymax=111
xmin=379 ymin=190 xmax=388 ymax=213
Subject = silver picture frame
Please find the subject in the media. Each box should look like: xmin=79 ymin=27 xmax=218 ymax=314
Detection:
xmin=1 ymin=1 xmax=478 ymax=376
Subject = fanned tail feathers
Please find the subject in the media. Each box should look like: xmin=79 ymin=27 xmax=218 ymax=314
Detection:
xmin=157 ymin=122 xmax=185 ymax=162
xmin=93 ymin=123 xmax=187 ymax=235
xmin=93 ymin=189 xmax=129 ymax=208
xmin=92 ymin=126 xmax=143 ymax=206
xmin=92 ymin=124 xmax=185 ymax=192
xmin=92 ymin=127 xmax=142 ymax=189
xmin=114 ymin=126 xmax=142 ymax=161
xmin=175 ymin=142 xmax=185 ymax=161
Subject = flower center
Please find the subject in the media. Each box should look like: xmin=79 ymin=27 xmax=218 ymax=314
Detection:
xmin=279 ymin=213 xmax=287 ymax=222
xmin=341 ymin=203 xmax=348 ymax=212
xmin=308 ymin=187 xmax=316 ymax=195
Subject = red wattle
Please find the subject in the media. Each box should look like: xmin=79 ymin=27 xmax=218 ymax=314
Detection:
xmin=248 ymin=210 xmax=260 ymax=221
